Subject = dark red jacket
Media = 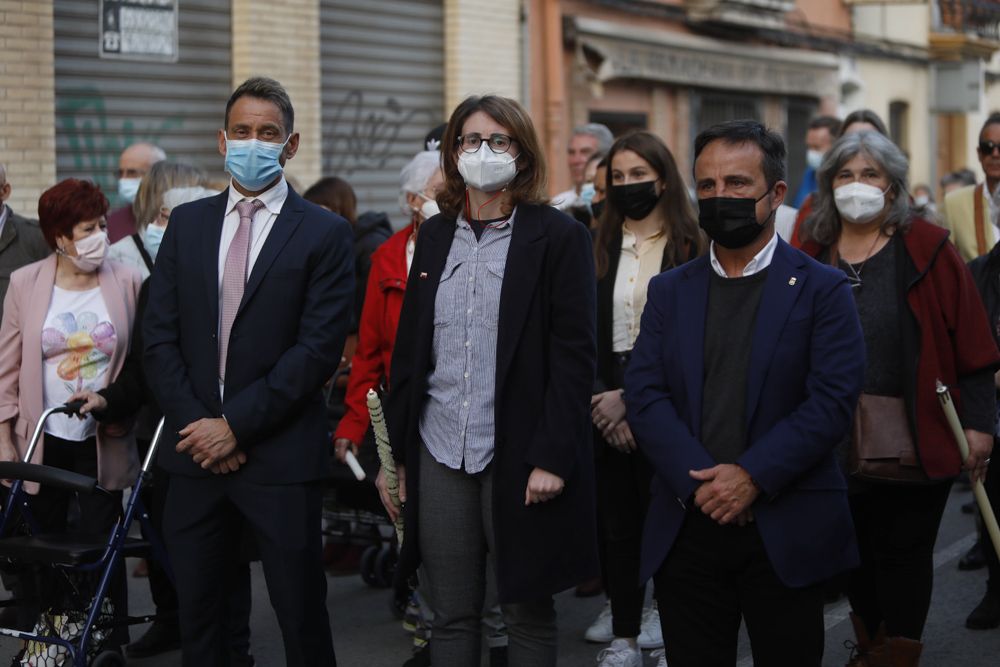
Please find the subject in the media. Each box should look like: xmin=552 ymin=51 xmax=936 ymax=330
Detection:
xmin=106 ymin=205 xmax=136 ymax=244
xmin=802 ymin=218 xmax=1000 ymax=478
xmin=334 ymin=224 xmax=413 ymax=445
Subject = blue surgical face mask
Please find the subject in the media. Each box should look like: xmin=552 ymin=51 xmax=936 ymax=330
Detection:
xmin=224 ymin=133 xmax=289 ymax=191
xmin=143 ymin=224 xmax=166 ymax=263
xmin=118 ymin=177 xmax=141 ymax=204
xmin=579 ymin=182 xmax=596 ymax=206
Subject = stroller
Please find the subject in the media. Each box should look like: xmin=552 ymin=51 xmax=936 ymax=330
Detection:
xmin=0 ymin=403 xmax=169 ymax=666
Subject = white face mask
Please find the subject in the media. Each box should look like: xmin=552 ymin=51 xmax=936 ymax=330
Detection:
xmin=806 ymin=149 xmax=824 ymax=171
xmin=834 ymin=182 xmax=890 ymax=225
xmin=419 ymin=198 xmax=440 ymax=220
xmin=457 ymin=143 xmax=518 ymax=192
xmin=914 ymin=194 xmax=930 ymax=208
xmin=118 ymin=177 xmax=141 ymax=204
xmin=62 ymin=230 xmax=108 ymax=273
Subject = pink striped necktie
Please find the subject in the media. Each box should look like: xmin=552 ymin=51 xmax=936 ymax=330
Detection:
xmin=219 ymin=198 xmax=265 ymax=382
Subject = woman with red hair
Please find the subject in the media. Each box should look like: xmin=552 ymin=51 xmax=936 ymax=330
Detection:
xmin=0 ymin=178 xmax=142 ymax=651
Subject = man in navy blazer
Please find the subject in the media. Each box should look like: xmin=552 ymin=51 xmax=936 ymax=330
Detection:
xmin=625 ymin=120 xmax=865 ymax=666
xmin=144 ymin=78 xmax=353 ymax=666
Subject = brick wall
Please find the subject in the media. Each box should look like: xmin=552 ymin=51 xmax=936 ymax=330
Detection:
xmin=0 ymin=1 xmax=56 ymax=219
xmin=231 ymin=0 xmax=322 ymax=191
xmin=444 ymin=0 xmax=522 ymax=110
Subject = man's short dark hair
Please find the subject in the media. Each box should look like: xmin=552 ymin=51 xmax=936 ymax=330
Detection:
xmin=225 ymin=77 xmax=295 ymax=135
xmin=808 ymin=115 xmax=842 ymax=137
xmin=693 ymin=119 xmax=786 ymax=186
xmin=980 ymin=112 xmax=1000 ymax=142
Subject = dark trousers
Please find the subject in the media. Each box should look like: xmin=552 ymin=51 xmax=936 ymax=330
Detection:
xmin=595 ymin=443 xmax=651 ymax=638
xmin=137 ymin=437 xmax=252 ymax=657
xmin=981 ymin=453 xmax=1000 ymax=595
xmin=164 ymin=474 xmax=335 ymax=667
xmin=653 ymin=510 xmax=824 ymax=667
xmin=19 ymin=434 xmax=128 ymax=646
xmin=847 ymin=480 xmax=952 ymax=640
xmin=135 ymin=437 xmax=177 ymax=619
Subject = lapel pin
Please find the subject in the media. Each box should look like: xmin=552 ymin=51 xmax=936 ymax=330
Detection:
xmin=788 ymin=277 xmax=797 ymax=286
xmin=419 ymin=272 xmax=428 ymax=279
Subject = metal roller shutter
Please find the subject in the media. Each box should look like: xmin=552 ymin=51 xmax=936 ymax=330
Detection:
xmin=320 ymin=0 xmax=444 ymax=229
xmin=54 ymin=0 xmax=232 ymax=206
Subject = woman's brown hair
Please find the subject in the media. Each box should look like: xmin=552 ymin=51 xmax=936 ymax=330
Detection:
xmin=437 ymin=95 xmax=548 ymax=219
xmin=303 ymin=176 xmax=358 ymax=225
xmin=595 ymin=131 xmax=704 ymax=278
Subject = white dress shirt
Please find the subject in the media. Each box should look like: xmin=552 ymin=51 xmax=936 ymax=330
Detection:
xmin=709 ymin=231 xmax=779 ymax=279
xmin=218 ymin=177 xmax=288 ymax=397
xmin=218 ymin=177 xmax=288 ymax=293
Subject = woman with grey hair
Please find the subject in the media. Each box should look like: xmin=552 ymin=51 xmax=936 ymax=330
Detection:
xmin=800 ymin=131 xmax=1000 ymax=666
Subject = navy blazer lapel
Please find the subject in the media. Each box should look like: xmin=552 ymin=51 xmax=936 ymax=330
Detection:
xmin=203 ymin=191 xmax=228 ymax=327
xmin=745 ymin=239 xmax=808 ymax=424
xmin=237 ymin=190 xmax=305 ymax=316
xmin=495 ymin=206 xmax=546 ymax=400
xmin=678 ymin=258 xmax=710 ymax=438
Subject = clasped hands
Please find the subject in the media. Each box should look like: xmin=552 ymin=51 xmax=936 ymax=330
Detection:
xmin=690 ymin=463 xmax=760 ymax=527
xmin=176 ymin=418 xmax=245 ymax=474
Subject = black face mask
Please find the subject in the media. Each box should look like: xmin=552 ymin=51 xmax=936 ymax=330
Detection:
xmin=590 ymin=198 xmax=606 ymax=221
xmin=698 ymin=188 xmax=773 ymax=250
xmin=610 ymin=180 xmax=661 ymax=221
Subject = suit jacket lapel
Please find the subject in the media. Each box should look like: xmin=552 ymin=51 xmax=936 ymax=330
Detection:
xmin=678 ymin=259 xmax=709 ymax=439
xmin=745 ymin=240 xmax=808 ymax=424
xmin=237 ymin=190 xmax=305 ymax=317
xmin=203 ymin=191 xmax=227 ymax=327
xmin=496 ymin=206 xmax=547 ymax=400
xmin=0 ymin=207 xmax=16 ymax=254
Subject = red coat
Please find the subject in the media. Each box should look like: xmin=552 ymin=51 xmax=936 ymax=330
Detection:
xmin=802 ymin=218 xmax=1000 ymax=478
xmin=334 ymin=224 xmax=413 ymax=445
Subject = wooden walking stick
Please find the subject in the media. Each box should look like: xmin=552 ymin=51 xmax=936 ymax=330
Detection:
xmin=937 ymin=380 xmax=1000 ymax=562
xmin=367 ymin=389 xmax=404 ymax=546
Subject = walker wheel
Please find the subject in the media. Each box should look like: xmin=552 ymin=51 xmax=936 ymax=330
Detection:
xmin=374 ymin=543 xmax=397 ymax=588
xmin=360 ymin=544 xmax=379 ymax=587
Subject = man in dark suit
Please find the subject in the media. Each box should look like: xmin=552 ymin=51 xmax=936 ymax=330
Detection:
xmin=0 ymin=164 xmax=50 ymax=315
xmin=625 ymin=120 xmax=866 ymax=666
xmin=144 ymin=77 xmax=353 ymax=667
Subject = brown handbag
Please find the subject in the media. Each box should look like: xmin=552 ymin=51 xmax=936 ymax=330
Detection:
xmin=849 ymin=393 xmax=929 ymax=484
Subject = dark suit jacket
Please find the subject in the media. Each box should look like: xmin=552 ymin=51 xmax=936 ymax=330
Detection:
xmin=387 ymin=203 xmax=599 ymax=603
xmin=625 ymin=238 xmax=865 ymax=588
xmin=143 ymin=186 xmax=354 ymax=483
xmin=0 ymin=206 xmax=50 ymax=317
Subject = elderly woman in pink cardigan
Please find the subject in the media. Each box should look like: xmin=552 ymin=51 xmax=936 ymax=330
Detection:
xmin=0 ymin=178 xmax=141 ymax=649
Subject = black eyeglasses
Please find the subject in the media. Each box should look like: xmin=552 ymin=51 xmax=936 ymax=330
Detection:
xmin=458 ymin=133 xmax=515 ymax=154
xmin=980 ymin=141 xmax=1000 ymax=155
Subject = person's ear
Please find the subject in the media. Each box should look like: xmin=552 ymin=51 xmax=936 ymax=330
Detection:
xmin=217 ymin=129 xmax=227 ymax=158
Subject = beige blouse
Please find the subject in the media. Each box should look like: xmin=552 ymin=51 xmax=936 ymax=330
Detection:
xmin=612 ymin=224 xmax=667 ymax=353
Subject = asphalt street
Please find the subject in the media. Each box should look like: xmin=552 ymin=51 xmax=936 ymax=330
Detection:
xmin=0 ymin=485 xmax=997 ymax=666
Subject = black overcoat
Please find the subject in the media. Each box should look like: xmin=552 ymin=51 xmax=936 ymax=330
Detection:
xmin=386 ymin=203 xmax=599 ymax=603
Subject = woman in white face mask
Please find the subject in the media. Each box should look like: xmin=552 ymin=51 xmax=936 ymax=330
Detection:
xmin=0 ymin=178 xmax=142 ymax=648
xmin=799 ymin=131 xmax=1000 ymax=665
xmin=376 ymin=96 xmax=600 ymax=666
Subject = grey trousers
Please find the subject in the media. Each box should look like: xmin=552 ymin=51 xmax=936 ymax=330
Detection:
xmin=418 ymin=445 xmax=557 ymax=666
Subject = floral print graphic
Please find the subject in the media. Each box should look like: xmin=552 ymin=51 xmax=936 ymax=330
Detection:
xmin=42 ymin=311 xmax=117 ymax=392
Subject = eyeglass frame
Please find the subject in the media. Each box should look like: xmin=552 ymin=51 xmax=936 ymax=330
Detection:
xmin=457 ymin=132 xmax=517 ymax=155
